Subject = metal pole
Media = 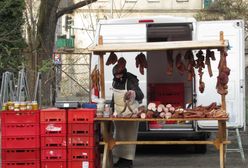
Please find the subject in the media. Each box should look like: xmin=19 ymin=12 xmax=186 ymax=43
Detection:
xmin=16 ymin=70 xmax=22 ymax=101
xmin=39 ymin=76 xmax=42 ymax=109
xmin=0 ymin=72 xmax=6 ymax=106
xmin=33 ymin=72 xmax=41 ymax=101
xmin=24 ymin=72 xmax=31 ymax=101
xmin=236 ymin=128 xmax=245 ymax=162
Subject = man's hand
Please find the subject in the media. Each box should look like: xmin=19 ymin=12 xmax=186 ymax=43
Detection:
xmin=124 ymin=90 xmax=136 ymax=101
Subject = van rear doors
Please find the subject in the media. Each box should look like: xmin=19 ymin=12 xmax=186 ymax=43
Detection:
xmin=195 ymin=20 xmax=245 ymax=129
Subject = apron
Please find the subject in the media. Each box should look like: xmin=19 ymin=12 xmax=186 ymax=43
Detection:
xmin=112 ymin=80 xmax=139 ymax=160
xmin=113 ymin=80 xmax=139 ymax=117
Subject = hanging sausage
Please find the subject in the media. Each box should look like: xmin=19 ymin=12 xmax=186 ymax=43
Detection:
xmin=184 ymin=50 xmax=196 ymax=81
xmin=166 ymin=50 xmax=174 ymax=76
xmin=195 ymin=50 xmax=205 ymax=93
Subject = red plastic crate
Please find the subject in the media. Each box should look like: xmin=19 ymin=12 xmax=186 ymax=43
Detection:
xmin=41 ymin=136 xmax=67 ymax=148
xmin=1 ymin=110 xmax=39 ymax=124
xmin=2 ymin=136 xmax=40 ymax=149
xmin=68 ymin=161 xmax=100 ymax=168
xmin=1 ymin=123 xmax=39 ymax=136
xmin=67 ymin=148 xmax=97 ymax=161
xmin=68 ymin=136 xmax=96 ymax=148
xmin=2 ymin=161 xmax=40 ymax=168
xmin=68 ymin=108 xmax=96 ymax=123
xmin=40 ymin=108 xmax=66 ymax=123
xmin=148 ymin=83 xmax=184 ymax=107
xmin=40 ymin=123 xmax=66 ymax=136
xmin=68 ymin=123 xmax=95 ymax=136
xmin=41 ymin=148 xmax=67 ymax=161
xmin=2 ymin=149 xmax=40 ymax=161
xmin=41 ymin=161 xmax=67 ymax=168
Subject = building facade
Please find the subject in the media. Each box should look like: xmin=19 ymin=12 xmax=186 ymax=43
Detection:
xmin=57 ymin=0 xmax=211 ymax=49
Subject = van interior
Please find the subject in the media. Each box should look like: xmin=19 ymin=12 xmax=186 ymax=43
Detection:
xmin=146 ymin=23 xmax=195 ymax=130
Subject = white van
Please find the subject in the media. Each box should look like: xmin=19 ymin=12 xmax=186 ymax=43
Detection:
xmin=91 ymin=16 xmax=245 ymax=137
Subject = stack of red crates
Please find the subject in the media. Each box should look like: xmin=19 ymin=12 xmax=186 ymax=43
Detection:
xmin=1 ymin=109 xmax=40 ymax=168
xmin=67 ymin=108 xmax=100 ymax=168
xmin=40 ymin=108 xmax=67 ymax=168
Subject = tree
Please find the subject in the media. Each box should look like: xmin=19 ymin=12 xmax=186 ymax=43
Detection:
xmin=195 ymin=0 xmax=248 ymax=30
xmin=0 ymin=0 xmax=26 ymax=75
xmin=24 ymin=0 xmax=97 ymax=105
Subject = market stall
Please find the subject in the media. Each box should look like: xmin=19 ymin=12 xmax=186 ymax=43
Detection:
xmin=90 ymin=32 xmax=230 ymax=168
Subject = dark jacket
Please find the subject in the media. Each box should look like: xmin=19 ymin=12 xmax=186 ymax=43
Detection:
xmin=111 ymin=72 xmax=144 ymax=110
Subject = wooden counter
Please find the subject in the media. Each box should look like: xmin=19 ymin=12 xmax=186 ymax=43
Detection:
xmin=95 ymin=117 xmax=229 ymax=168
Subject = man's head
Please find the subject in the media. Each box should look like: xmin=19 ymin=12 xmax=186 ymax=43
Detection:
xmin=113 ymin=64 xmax=127 ymax=82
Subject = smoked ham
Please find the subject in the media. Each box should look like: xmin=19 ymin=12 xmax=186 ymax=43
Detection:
xmin=106 ymin=52 xmax=118 ymax=65
xmin=135 ymin=52 xmax=148 ymax=75
xmin=216 ymin=50 xmax=230 ymax=95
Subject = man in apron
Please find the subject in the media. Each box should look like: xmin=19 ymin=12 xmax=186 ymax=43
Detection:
xmin=111 ymin=64 xmax=144 ymax=168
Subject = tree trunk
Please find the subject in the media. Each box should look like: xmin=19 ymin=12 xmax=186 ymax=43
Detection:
xmin=36 ymin=0 xmax=60 ymax=106
xmin=35 ymin=0 xmax=97 ymax=106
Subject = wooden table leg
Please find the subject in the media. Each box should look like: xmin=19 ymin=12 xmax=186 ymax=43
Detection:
xmin=101 ymin=121 xmax=114 ymax=168
xmin=218 ymin=121 xmax=227 ymax=168
xmin=102 ymin=143 xmax=109 ymax=168
xmin=220 ymin=143 xmax=225 ymax=168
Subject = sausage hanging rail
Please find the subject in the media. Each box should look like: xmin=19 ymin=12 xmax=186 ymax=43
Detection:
xmin=90 ymin=40 xmax=228 ymax=53
xmin=89 ymin=32 xmax=230 ymax=168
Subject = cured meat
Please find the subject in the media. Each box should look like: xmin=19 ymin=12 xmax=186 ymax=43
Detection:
xmin=139 ymin=52 xmax=148 ymax=68
xmin=148 ymin=103 xmax=156 ymax=111
xmin=166 ymin=50 xmax=174 ymax=76
xmin=184 ymin=50 xmax=196 ymax=81
xmin=106 ymin=52 xmax=118 ymax=65
xmin=135 ymin=52 xmax=147 ymax=75
xmin=139 ymin=65 xmax=144 ymax=75
xmin=175 ymin=53 xmax=186 ymax=75
xmin=199 ymin=81 xmax=205 ymax=93
xmin=205 ymin=109 xmax=228 ymax=118
xmin=206 ymin=49 xmax=214 ymax=77
xmin=196 ymin=50 xmax=205 ymax=93
xmin=216 ymin=50 xmax=230 ymax=95
xmin=183 ymin=110 xmax=205 ymax=118
xmin=90 ymin=65 xmax=100 ymax=97
xmin=146 ymin=111 xmax=154 ymax=118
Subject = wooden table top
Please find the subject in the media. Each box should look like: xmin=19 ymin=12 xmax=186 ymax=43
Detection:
xmin=94 ymin=117 xmax=229 ymax=122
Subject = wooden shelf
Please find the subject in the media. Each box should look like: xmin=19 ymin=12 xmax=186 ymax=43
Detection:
xmin=90 ymin=40 xmax=228 ymax=54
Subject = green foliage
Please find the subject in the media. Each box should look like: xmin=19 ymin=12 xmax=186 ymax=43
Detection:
xmin=38 ymin=59 xmax=54 ymax=73
xmin=0 ymin=0 xmax=26 ymax=75
xmin=195 ymin=0 xmax=248 ymax=26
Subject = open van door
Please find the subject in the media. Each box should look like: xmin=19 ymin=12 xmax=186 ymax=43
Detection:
xmin=195 ymin=20 xmax=245 ymax=129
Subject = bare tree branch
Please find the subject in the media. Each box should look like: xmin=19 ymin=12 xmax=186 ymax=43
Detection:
xmin=56 ymin=0 xmax=97 ymax=19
